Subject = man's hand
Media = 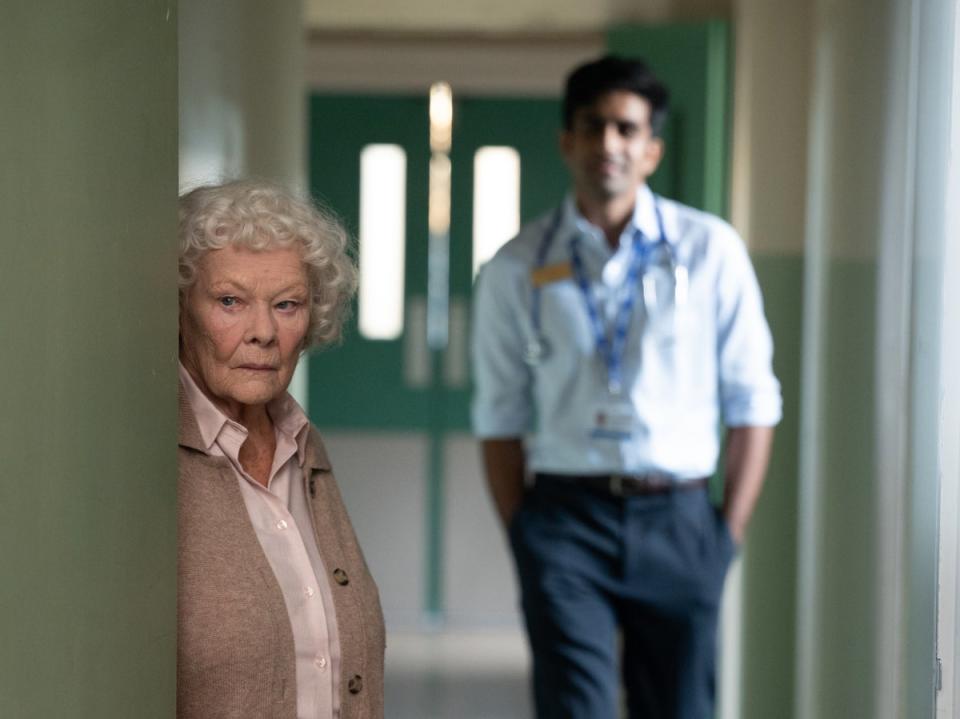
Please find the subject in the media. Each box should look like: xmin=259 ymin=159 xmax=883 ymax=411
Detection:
xmin=481 ymin=438 xmax=527 ymax=528
xmin=723 ymin=426 xmax=775 ymax=543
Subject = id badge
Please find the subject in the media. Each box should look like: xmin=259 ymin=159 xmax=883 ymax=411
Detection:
xmin=589 ymin=398 xmax=639 ymax=440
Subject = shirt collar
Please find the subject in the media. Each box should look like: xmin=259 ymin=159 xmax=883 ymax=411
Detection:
xmin=269 ymin=391 xmax=311 ymax=465
xmin=562 ymin=185 xmax=667 ymax=253
xmin=633 ymin=185 xmax=666 ymax=245
xmin=177 ymin=361 xmax=310 ymax=466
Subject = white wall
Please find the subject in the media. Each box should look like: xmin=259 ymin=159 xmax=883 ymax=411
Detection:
xmin=179 ymin=0 xmax=310 ymax=404
xmin=179 ymin=0 xmax=305 ymax=189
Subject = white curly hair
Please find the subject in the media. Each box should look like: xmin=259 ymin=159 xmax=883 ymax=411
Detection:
xmin=178 ymin=179 xmax=357 ymax=348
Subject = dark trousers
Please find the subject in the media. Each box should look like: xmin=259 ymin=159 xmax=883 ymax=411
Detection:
xmin=509 ymin=477 xmax=736 ymax=719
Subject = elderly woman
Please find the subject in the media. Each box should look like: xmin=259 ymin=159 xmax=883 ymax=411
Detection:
xmin=177 ymin=180 xmax=384 ymax=718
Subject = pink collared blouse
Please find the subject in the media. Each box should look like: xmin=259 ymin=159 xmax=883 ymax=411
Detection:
xmin=179 ymin=363 xmax=341 ymax=718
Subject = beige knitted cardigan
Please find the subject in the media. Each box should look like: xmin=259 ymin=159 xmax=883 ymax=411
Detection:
xmin=177 ymin=384 xmax=385 ymax=718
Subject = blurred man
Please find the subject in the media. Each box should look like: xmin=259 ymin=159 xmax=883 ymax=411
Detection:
xmin=471 ymin=55 xmax=781 ymax=719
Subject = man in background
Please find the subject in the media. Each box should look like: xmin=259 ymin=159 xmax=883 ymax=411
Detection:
xmin=471 ymin=55 xmax=781 ymax=718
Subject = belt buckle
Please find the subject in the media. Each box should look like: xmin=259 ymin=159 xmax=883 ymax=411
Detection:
xmin=609 ymin=474 xmax=625 ymax=497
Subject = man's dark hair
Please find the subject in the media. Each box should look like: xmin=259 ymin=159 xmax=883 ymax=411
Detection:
xmin=562 ymin=55 xmax=670 ymax=136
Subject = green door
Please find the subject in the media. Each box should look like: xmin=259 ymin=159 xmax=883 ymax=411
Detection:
xmin=307 ymin=95 xmax=431 ymax=428
xmin=446 ymin=97 xmax=570 ymax=429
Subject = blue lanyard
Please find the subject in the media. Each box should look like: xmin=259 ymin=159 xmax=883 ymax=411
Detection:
xmin=569 ymin=232 xmax=649 ymax=395
xmin=530 ymin=199 xmax=671 ymax=395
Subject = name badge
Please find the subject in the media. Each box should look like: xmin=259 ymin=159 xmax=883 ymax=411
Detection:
xmin=531 ymin=261 xmax=573 ymax=288
xmin=589 ymin=398 xmax=639 ymax=440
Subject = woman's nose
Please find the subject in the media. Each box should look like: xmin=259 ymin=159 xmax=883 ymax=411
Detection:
xmin=245 ymin=304 xmax=277 ymax=345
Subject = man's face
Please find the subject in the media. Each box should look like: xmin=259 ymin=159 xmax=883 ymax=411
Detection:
xmin=560 ymin=90 xmax=664 ymax=205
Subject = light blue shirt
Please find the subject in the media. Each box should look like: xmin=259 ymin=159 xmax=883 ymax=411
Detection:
xmin=471 ymin=185 xmax=782 ymax=480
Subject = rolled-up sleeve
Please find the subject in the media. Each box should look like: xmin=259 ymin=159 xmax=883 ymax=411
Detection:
xmin=471 ymin=256 xmax=534 ymax=438
xmin=714 ymin=230 xmax=783 ymax=427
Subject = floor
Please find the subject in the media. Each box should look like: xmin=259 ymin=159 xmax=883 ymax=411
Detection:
xmin=384 ymin=630 xmax=533 ymax=719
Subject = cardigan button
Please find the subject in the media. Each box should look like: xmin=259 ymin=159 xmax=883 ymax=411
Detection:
xmin=333 ymin=568 xmax=349 ymax=586
xmin=347 ymin=674 xmax=363 ymax=694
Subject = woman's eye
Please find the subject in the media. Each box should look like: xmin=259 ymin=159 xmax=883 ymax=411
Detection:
xmin=276 ymin=300 xmax=300 ymax=311
xmin=219 ymin=296 xmax=238 ymax=307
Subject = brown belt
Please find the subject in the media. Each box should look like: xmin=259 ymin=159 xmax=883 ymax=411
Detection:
xmin=537 ymin=472 xmax=709 ymax=497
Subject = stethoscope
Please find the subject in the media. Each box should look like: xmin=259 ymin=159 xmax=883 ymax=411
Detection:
xmin=523 ymin=197 xmax=687 ymax=388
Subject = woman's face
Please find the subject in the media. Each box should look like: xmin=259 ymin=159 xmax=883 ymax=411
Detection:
xmin=179 ymin=243 xmax=310 ymax=419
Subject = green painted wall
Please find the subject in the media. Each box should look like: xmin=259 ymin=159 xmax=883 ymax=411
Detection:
xmin=817 ymin=259 xmax=880 ymax=719
xmin=816 ymin=260 xmax=879 ymax=718
xmin=0 ymin=3 xmax=178 ymax=717
xmin=803 ymin=258 xmax=882 ymax=719
xmin=608 ymin=21 xmax=732 ymax=215
xmin=742 ymin=254 xmax=803 ymax=719
xmin=745 ymin=256 xmax=883 ymax=719
xmin=747 ymin=256 xmax=882 ymax=719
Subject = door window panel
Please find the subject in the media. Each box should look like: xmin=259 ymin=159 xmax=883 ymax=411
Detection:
xmin=359 ymin=143 xmax=406 ymax=340
xmin=472 ymin=146 xmax=520 ymax=276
